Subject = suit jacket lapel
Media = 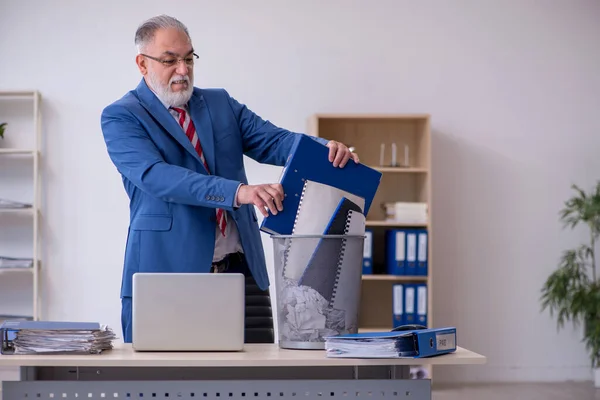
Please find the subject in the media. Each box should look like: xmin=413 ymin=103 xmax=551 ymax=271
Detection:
xmin=188 ymin=90 xmax=215 ymax=175
xmin=135 ymin=79 xmax=207 ymax=172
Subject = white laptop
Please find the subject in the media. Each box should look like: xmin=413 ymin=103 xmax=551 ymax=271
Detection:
xmin=131 ymin=272 xmax=245 ymax=351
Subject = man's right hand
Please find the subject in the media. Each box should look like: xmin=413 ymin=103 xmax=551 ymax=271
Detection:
xmin=236 ymin=183 xmax=284 ymax=217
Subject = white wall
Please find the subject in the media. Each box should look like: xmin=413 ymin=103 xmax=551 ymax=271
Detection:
xmin=0 ymin=0 xmax=599 ymax=383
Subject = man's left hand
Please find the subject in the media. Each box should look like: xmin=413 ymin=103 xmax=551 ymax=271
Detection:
xmin=326 ymin=140 xmax=360 ymax=168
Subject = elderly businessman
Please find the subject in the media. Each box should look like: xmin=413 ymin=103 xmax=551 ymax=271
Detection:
xmin=100 ymin=14 xmax=359 ymax=343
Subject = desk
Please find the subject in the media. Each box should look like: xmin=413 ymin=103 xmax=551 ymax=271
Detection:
xmin=0 ymin=343 xmax=485 ymax=400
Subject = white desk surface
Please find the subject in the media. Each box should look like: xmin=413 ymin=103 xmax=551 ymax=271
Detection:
xmin=0 ymin=343 xmax=486 ymax=368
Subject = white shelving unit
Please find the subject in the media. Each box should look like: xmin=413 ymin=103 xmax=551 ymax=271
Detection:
xmin=0 ymin=90 xmax=42 ymax=321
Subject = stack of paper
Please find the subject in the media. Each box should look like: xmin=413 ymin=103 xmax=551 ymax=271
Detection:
xmin=325 ymin=335 xmax=402 ymax=358
xmin=0 ymin=321 xmax=116 ymax=355
xmin=383 ymin=202 xmax=428 ymax=224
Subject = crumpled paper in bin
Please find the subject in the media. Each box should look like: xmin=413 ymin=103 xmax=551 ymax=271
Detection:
xmin=278 ymin=278 xmax=347 ymax=342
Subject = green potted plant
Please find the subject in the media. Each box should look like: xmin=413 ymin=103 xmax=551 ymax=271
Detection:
xmin=541 ymin=182 xmax=600 ymax=386
xmin=0 ymin=122 xmax=6 ymax=140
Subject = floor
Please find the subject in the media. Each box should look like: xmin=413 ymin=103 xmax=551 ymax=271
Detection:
xmin=0 ymin=382 xmax=598 ymax=400
xmin=432 ymin=382 xmax=600 ymax=400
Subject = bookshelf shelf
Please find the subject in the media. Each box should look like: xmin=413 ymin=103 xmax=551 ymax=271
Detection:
xmin=0 ymin=91 xmax=37 ymax=100
xmin=0 ymin=149 xmax=36 ymax=155
xmin=312 ymin=113 xmax=430 ymax=120
xmin=0 ymin=208 xmax=36 ymax=215
xmin=371 ymin=167 xmax=428 ymax=173
xmin=0 ymin=314 xmax=33 ymax=321
xmin=357 ymin=327 xmax=390 ymax=333
xmin=0 ymin=267 xmax=34 ymax=273
xmin=366 ymin=220 xmax=427 ymax=227
xmin=0 ymin=260 xmax=42 ymax=272
xmin=362 ymin=274 xmax=427 ymax=282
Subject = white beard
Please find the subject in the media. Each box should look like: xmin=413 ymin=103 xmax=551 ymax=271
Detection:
xmin=147 ymin=71 xmax=194 ymax=107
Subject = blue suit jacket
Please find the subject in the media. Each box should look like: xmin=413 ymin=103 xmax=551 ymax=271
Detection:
xmin=101 ymin=78 xmax=328 ymax=298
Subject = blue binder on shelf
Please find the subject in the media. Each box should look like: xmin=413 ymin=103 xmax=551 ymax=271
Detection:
xmin=324 ymin=327 xmax=457 ymax=358
xmin=403 ymin=284 xmax=416 ymax=325
xmin=416 ymin=229 xmax=428 ymax=276
xmin=260 ymin=134 xmax=382 ymax=235
xmin=416 ymin=283 xmax=428 ymax=327
xmin=392 ymin=284 xmax=404 ymax=328
xmin=386 ymin=229 xmax=407 ymax=275
xmin=405 ymin=230 xmax=418 ymax=275
xmin=363 ymin=229 xmax=373 ymax=275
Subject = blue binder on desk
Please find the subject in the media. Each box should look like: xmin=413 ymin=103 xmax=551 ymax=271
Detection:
xmin=324 ymin=327 xmax=457 ymax=358
xmin=260 ymin=134 xmax=382 ymax=235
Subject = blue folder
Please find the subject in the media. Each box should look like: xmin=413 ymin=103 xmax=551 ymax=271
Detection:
xmin=260 ymin=135 xmax=382 ymax=235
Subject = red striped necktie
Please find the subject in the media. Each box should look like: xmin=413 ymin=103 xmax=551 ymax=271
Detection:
xmin=171 ymin=106 xmax=227 ymax=236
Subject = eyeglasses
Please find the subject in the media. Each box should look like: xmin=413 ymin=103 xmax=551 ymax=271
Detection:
xmin=140 ymin=52 xmax=199 ymax=68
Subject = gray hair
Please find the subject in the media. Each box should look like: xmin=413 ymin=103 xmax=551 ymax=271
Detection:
xmin=134 ymin=15 xmax=191 ymax=53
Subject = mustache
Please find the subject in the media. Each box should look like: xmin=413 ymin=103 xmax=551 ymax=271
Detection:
xmin=170 ymin=75 xmax=190 ymax=84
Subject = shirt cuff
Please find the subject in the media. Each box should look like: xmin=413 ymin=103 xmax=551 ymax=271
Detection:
xmin=234 ymin=183 xmax=243 ymax=208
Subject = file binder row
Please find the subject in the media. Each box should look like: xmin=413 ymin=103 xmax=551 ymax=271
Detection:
xmin=386 ymin=229 xmax=428 ymax=276
xmin=393 ymin=283 xmax=428 ymax=328
xmin=361 ymin=228 xmax=428 ymax=276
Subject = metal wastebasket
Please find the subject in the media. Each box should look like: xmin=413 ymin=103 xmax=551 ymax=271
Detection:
xmin=271 ymin=234 xmax=365 ymax=349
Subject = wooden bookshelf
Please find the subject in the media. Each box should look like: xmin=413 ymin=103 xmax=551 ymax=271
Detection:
xmin=310 ymin=113 xmax=433 ymax=377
